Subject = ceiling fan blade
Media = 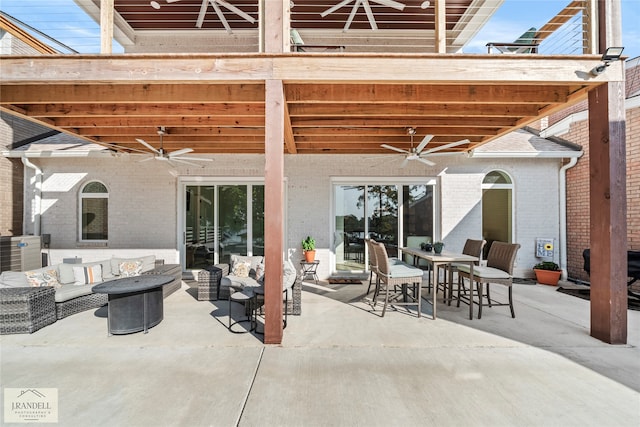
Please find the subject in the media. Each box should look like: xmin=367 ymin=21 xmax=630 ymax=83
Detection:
xmin=400 ymin=157 xmax=409 ymax=168
xmin=381 ymin=144 xmax=409 ymax=154
xmin=172 ymin=156 xmax=213 ymax=162
xmin=361 ymin=0 xmax=378 ymax=30
xmin=170 ymin=158 xmax=207 ymax=168
xmin=136 ymin=138 xmax=161 ymax=155
xmin=372 ymin=0 xmax=406 ymax=11
xmin=321 ymin=0 xmax=353 ymax=17
xmin=211 ymin=1 xmax=232 ymax=33
xmin=416 ymin=134 xmax=433 ymax=153
xmin=196 ymin=0 xmax=208 ymax=28
xmin=167 ymin=148 xmax=194 ymax=157
xmin=137 ymin=156 xmax=155 ymax=163
xmin=423 ymin=139 xmax=470 ymax=154
xmin=216 ymin=0 xmax=255 ymax=23
xmin=416 ymin=157 xmax=436 ymax=166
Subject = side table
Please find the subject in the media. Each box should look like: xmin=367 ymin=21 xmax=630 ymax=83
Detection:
xmin=300 ymin=260 xmax=320 ymax=284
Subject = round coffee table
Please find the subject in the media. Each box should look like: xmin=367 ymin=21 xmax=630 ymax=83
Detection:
xmin=93 ymin=275 xmax=175 ymax=335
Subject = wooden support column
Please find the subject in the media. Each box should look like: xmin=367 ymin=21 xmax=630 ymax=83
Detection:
xmin=263 ymin=0 xmax=285 ymax=344
xmin=588 ymin=0 xmax=627 ymax=344
xmin=100 ymin=0 xmax=114 ymax=54
xmin=434 ymin=0 xmax=446 ymax=53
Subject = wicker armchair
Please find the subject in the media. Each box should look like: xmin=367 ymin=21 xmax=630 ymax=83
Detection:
xmin=371 ymin=241 xmax=424 ymax=317
xmin=456 ymin=241 xmax=521 ymax=318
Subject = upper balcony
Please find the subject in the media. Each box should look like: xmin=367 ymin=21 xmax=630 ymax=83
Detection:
xmin=52 ymin=0 xmax=595 ymax=55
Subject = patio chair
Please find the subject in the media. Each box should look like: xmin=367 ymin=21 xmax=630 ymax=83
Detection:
xmin=371 ymin=241 xmax=424 ymax=317
xmin=455 ymin=241 xmax=520 ymax=318
xmin=486 ymin=27 xmax=539 ymax=54
xmin=444 ymin=239 xmax=486 ymax=305
xmin=365 ymin=238 xmax=378 ymax=295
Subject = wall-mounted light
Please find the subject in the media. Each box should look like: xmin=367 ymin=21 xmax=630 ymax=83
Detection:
xmin=590 ymin=46 xmax=624 ymax=76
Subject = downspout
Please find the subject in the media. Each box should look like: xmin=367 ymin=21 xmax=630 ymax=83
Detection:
xmin=559 ymin=156 xmax=581 ymax=280
xmin=22 ymin=157 xmax=42 ymax=236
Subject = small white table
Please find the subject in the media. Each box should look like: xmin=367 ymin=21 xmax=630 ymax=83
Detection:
xmin=400 ymin=247 xmax=478 ymax=320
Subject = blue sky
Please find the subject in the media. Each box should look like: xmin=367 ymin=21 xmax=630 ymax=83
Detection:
xmin=1 ymin=0 xmax=638 ymax=58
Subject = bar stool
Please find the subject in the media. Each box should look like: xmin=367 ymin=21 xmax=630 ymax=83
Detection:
xmin=228 ymin=289 xmax=255 ymax=334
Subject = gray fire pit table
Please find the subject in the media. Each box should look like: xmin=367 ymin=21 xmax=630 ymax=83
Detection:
xmin=92 ymin=274 xmax=175 ymax=335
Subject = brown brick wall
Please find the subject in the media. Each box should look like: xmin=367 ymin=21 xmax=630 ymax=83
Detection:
xmin=564 ymin=94 xmax=639 ymax=281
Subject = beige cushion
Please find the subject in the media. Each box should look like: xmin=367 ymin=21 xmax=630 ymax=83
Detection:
xmin=54 ymin=284 xmax=94 ymax=303
xmin=456 ymin=265 xmax=510 ymax=279
xmin=0 ymin=271 xmax=30 ymax=288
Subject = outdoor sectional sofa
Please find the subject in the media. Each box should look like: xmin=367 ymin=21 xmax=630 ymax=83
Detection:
xmin=198 ymin=255 xmax=301 ymax=316
xmin=0 ymin=255 xmax=181 ymax=334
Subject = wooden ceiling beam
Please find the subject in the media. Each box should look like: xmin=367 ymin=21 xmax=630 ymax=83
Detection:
xmin=291 ymin=117 xmax=519 ymax=127
xmin=295 ymin=127 xmax=498 ymax=136
xmin=74 ymin=127 xmax=265 ymax=136
xmin=0 ymin=83 xmax=265 ymax=104
xmin=288 ymin=103 xmax=541 ymax=117
xmin=23 ymin=103 xmax=264 ymax=117
xmin=285 ymin=84 xmax=571 ymax=104
xmin=98 ymin=135 xmax=267 ymax=144
xmin=54 ymin=116 xmax=266 ymax=127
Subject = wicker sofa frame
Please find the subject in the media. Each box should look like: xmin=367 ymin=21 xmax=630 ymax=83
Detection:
xmin=198 ymin=263 xmax=301 ymax=315
xmin=55 ymin=261 xmax=182 ymax=320
xmin=0 ymin=287 xmax=57 ymax=334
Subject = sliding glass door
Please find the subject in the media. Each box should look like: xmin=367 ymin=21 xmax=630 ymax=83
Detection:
xmin=184 ymin=182 xmax=264 ymax=269
xmin=334 ymin=181 xmax=435 ymax=273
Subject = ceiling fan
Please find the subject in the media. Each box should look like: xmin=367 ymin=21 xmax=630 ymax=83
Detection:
xmin=149 ymin=0 xmax=255 ymax=34
xmin=381 ymin=127 xmax=469 ymax=168
xmin=321 ymin=0 xmax=406 ymax=31
xmin=136 ymin=127 xmax=213 ymax=167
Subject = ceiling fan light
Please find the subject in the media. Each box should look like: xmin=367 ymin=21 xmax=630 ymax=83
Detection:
xmin=421 ymin=1 xmax=430 ymax=9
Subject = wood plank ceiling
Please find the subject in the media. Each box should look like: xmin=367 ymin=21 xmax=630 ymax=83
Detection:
xmin=0 ymin=1 xmax=596 ymax=157
xmin=1 ymin=79 xmax=591 ymax=155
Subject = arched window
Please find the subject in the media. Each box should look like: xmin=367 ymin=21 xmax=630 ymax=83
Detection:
xmin=80 ymin=181 xmax=108 ymax=241
xmin=481 ymin=170 xmax=514 ymax=258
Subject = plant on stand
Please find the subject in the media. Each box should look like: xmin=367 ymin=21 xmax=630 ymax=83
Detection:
xmin=302 ymin=236 xmax=316 ymax=262
xmin=533 ymin=261 xmax=561 ymax=286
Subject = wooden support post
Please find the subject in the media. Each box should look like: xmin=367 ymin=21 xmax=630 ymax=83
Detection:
xmin=264 ymin=79 xmax=285 ymax=344
xmin=434 ymin=0 xmax=446 ymax=53
xmin=263 ymin=0 xmax=286 ymax=345
xmin=588 ymin=0 xmax=627 ymax=344
xmin=588 ymin=81 xmax=627 ymax=344
xmin=100 ymin=0 xmax=114 ymax=54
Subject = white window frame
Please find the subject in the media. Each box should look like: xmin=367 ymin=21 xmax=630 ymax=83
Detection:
xmin=78 ymin=180 xmax=109 ymax=243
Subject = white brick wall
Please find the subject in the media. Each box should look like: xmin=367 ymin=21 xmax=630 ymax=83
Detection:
xmin=23 ymin=153 xmax=564 ymax=278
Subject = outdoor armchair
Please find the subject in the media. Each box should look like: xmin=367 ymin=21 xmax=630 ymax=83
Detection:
xmin=456 ymin=241 xmax=521 ymax=318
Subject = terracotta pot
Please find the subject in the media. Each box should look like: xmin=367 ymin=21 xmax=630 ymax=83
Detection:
xmin=534 ymin=269 xmax=561 ymax=286
xmin=304 ymin=250 xmax=316 ymax=262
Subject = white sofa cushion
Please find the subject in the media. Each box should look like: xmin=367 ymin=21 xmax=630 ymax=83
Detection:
xmin=72 ymin=264 xmax=103 ymax=285
xmin=0 ymin=271 xmax=30 ymax=288
xmin=54 ymin=284 xmax=94 ymax=303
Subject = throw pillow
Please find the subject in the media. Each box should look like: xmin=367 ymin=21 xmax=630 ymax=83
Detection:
xmin=119 ymin=260 xmax=143 ymax=277
xmin=72 ymin=264 xmax=103 ymax=285
xmin=232 ymin=261 xmax=251 ymax=278
xmin=25 ymin=268 xmax=61 ymax=288
xmin=255 ymin=262 xmax=265 ymax=282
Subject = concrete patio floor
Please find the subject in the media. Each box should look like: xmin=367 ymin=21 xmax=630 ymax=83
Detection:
xmin=1 ymin=278 xmax=639 ymax=426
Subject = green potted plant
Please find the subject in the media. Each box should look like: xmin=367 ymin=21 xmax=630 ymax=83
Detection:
xmin=302 ymin=236 xmax=316 ymax=262
xmin=433 ymin=241 xmax=444 ymax=254
xmin=533 ymin=261 xmax=561 ymax=286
